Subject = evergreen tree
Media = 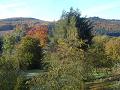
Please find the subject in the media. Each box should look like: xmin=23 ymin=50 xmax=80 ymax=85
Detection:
xmin=53 ymin=7 xmax=93 ymax=49
xmin=0 ymin=37 xmax=3 ymax=53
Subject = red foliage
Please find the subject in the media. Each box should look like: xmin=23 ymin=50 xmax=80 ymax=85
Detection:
xmin=27 ymin=25 xmax=48 ymax=47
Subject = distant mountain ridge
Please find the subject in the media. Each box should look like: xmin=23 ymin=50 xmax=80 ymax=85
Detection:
xmin=0 ymin=17 xmax=120 ymax=36
xmin=89 ymin=17 xmax=120 ymax=23
xmin=89 ymin=17 xmax=120 ymax=36
xmin=0 ymin=17 xmax=50 ymax=36
xmin=0 ymin=17 xmax=47 ymax=25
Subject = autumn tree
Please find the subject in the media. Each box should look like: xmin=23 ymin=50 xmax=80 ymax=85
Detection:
xmin=27 ymin=25 xmax=48 ymax=47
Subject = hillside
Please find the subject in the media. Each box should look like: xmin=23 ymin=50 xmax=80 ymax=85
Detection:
xmin=89 ymin=17 xmax=120 ymax=36
xmin=0 ymin=17 xmax=49 ymax=31
xmin=0 ymin=17 xmax=48 ymax=25
xmin=0 ymin=17 xmax=49 ymax=36
xmin=0 ymin=17 xmax=120 ymax=36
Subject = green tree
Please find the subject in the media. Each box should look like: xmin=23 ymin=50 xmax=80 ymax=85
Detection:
xmin=0 ymin=26 xmax=25 ymax=89
xmin=15 ymin=36 xmax=43 ymax=70
xmin=53 ymin=7 xmax=93 ymax=50
xmin=54 ymin=16 xmax=77 ymax=41
xmin=0 ymin=25 xmax=32 ymax=90
xmin=2 ymin=25 xmax=27 ymax=54
xmin=2 ymin=34 xmax=16 ymax=54
xmin=0 ymin=53 xmax=20 ymax=90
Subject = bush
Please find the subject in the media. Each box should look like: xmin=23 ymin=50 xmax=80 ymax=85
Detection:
xmin=92 ymin=35 xmax=110 ymax=45
xmin=87 ymin=45 xmax=113 ymax=68
xmin=105 ymin=37 xmax=120 ymax=61
xmin=87 ymin=36 xmax=114 ymax=68
xmin=0 ymin=54 xmax=19 ymax=90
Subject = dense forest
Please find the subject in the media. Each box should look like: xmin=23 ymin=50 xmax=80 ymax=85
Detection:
xmin=0 ymin=8 xmax=120 ymax=90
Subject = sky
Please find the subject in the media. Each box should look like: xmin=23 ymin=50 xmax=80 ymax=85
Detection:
xmin=0 ymin=0 xmax=120 ymax=21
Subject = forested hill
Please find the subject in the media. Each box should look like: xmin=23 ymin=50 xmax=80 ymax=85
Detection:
xmin=0 ymin=17 xmax=120 ymax=36
xmin=89 ymin=17 xmax=120 ymax=36
xmin=0 ymin=17 xmax=50 ymax=25
xmin=0 ymin=17 xmax=49 ymax=31
xmin=0 ymin=17 xmax=49 ymax=36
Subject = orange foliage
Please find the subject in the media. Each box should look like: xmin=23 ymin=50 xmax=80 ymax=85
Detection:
xmin=27 ymin=25 xmax=48 ymax=47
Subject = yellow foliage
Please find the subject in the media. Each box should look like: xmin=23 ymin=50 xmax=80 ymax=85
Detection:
xmin=105 ymin=38 xmax=120 ymax=61
xmin=92 ymin=35 xmax=109 ymax=44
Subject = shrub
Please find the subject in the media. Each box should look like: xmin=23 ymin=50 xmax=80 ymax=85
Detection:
xmin=87 ymin=36 xmax=114 ymax=68
xmin=105 ymin=37 xmax=120 ymax=61
xmin=0 ymin=54 xmax=19 ymax=90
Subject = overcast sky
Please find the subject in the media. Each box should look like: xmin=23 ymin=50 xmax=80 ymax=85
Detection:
xmin=0 ymin=0 xmax=120 ymax=21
